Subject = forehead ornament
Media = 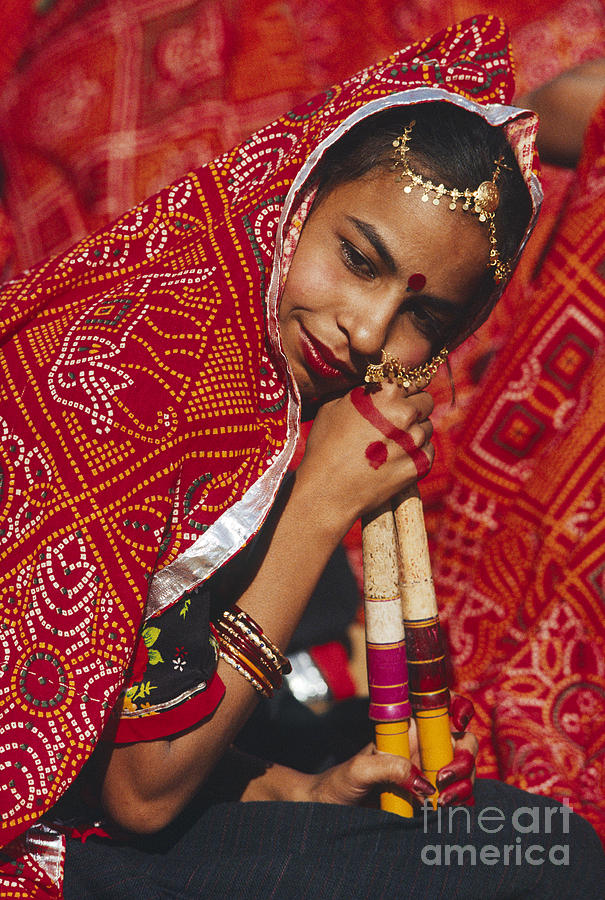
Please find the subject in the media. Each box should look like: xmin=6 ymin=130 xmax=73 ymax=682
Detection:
xmin=392 ymin=121 xmax=511 ymax=283
xmin=365 ymin=347 xmax=448 ymax=391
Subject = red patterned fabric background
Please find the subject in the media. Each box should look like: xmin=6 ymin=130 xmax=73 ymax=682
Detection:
xmin=0 ymin=0 xmax=603 ymax=275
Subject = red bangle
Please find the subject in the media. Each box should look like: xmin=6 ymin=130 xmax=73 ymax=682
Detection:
xmin=210 ymin=607 xmax=291 ymax=697
xmin=212 ymin=621 xmax=282 ymax=690
xmin=210 ymin=623 xmax=273 ymax=696
xmin=224 ymin=606 xmax=291 ymax=673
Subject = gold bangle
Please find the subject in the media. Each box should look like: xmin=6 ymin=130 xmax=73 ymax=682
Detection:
xmin=210 ymin=608 xmax=291 ymax=697
xmin=223 ymin=606 xmax=291 ymax=674
xmin=212 ymin=620 xmax=281 ymax=692
xmin=217 ymin=646 xmax=269 ymax=696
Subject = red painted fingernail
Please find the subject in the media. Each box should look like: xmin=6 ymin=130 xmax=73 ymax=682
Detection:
xmin=412 ymin=775 xmax=434 ymax=796
xmin=436 ymin=751 xmax=474 ymax=790
xmin=451 ymin=695 xmax=474 ymax=731
xmin=438 ymin=780 xmax=472 ymax=807
xmin=436 ymin=768 xmax=455 ymax=790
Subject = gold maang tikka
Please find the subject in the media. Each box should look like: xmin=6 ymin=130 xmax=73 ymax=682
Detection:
xmin=392 ymin=120 xmax=511 ymax=283
xmin=365 ymin=347 xmax=448 ymax=389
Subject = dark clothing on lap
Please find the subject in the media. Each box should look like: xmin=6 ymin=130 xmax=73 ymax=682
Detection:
xmin=64 ymin=779 xmax=605 ymax=899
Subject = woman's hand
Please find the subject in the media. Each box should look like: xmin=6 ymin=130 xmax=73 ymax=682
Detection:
xmin=435 ymin=733 xmax=476 ymax=807
xmin=305 ymin=743 xmax=435 ymax=807
xmin=298 ymin=696 xmax=478 ymax=809
xmin=212 ymin=697 xmax=479 ymax=813
xmin=400 ymin=694 xmax=477 ymax=807
xmin=298 ymin=381 xmax=434 ymax=531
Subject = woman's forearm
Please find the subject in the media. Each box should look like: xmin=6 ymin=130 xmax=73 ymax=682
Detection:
xmin=100 ymin=466 xmax=349 ymax=833
xmin=202 ymin=747 xmax=313 ymax=803
xmin=519 ymin=58 xmax=605 ymax=167
xmin=101 ymin=385 xmax=434 ymax=832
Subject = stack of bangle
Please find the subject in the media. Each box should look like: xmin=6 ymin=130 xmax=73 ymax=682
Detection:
xmin=210 ymin=605 xmax=292 ymax=698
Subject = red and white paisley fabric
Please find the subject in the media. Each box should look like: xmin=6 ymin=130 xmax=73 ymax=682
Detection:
xmin=0 ymin=15 xmax=539 ymax=897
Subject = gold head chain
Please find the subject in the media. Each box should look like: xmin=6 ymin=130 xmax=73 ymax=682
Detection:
xmin=392 ymin=120 xmax=511 ymax=284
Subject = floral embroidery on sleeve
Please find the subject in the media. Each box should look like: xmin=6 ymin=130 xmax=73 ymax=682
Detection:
xmin=120 ymin=587 xmax=219 ymax=721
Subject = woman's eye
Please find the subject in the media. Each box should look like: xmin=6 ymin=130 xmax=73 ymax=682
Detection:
xmin=404 ymin=300 xmax=447 ymax=342
xmin=340 ymin=241 xmax=376 ymax=278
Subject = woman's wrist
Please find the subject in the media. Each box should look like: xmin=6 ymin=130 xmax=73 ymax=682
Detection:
xmin=239 ymin=758 xmax=314 ymax=803
xmin=292 ymin=460 xmax=359 ymax=539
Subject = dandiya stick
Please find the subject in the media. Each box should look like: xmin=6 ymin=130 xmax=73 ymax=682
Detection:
xmin=392 ymin=484 xmax=453 ymax=807
xmin=362 ymin=502 xmax=413 ymax=817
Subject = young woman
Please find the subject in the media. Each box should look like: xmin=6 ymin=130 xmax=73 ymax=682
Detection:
xmin=1 ymin=16 xmax=603 ymax=899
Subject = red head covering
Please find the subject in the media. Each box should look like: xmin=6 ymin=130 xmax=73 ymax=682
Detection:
xmin=0 ymin=15 xmax=539 ymax=852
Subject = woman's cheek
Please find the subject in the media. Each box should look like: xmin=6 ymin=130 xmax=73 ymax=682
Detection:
xmin=300 ymin=262 xmax=337 ymax=309
xmin=385 ymin=318 xmax=432 ymax=370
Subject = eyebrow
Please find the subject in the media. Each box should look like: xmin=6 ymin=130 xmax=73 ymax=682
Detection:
xmin=347 ymin=215 xmax=466 ymax=322
xmin=346 ymin=216 xmax=398 ymax=274
xmin=413 ymin=293 xmax=462 ymax=318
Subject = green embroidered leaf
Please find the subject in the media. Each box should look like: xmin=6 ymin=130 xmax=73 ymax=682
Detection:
xmin=142 ymin=626 xmax=161 ymax=648
xmin=133 ymin=680 xmax=157 ymax=701
xmin=147 ymin=648 xmax=164 ymax=666
xmin=179 ymin=596 xmax=191 ymax=619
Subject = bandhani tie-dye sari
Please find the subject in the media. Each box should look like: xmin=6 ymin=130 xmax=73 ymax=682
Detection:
xmin=0 ymin=15 xmax=539 ymax=897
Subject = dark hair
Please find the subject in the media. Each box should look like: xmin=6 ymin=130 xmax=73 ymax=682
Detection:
xmin=312 ymin=102 xmax=533 ymax=348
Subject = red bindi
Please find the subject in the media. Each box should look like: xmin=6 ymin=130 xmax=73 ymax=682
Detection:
xmin=407 ymin=273 xmax=426 ymax=292
xmin=365 ymin=440 xmax=388 ymax=469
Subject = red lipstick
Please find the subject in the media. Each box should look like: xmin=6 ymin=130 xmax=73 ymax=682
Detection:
xmin=299 ymin=326 xmax=350 ymax=380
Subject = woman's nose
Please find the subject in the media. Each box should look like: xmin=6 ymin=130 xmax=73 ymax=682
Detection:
xmin=338 ymin=292 xmax=399 ymax=359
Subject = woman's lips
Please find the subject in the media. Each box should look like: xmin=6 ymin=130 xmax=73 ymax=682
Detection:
xmin=299 ymin=326 xmax=351 ymax=380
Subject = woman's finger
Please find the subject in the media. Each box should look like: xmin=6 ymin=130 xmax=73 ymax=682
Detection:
xmin=372 ymin=381 xmax=435 ymax=425
xmin=408 ymin=420 xmax=433 ymax=449
xmin=452 ymin=730 xmax=479 ymax=758
xmin=437 ymin=777 xmax=475 ymax=807
xmin=450 ymin=694 xmax=474 ymax=732
xmin=436 ymin=747 xmax=475 ymax=791
xmin=397 ymin=765 xmax=435 ymax=799
xmin=367 ymin=745 xmax=435 ymax=800
xmin=311 ymin=744 xmax=438 ymax=806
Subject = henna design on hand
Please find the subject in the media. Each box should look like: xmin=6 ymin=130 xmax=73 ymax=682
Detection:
xmin=351 ymin=387 xmax=431 ymax=479
xmin=365 ymin=441 xmax=388 ymax=469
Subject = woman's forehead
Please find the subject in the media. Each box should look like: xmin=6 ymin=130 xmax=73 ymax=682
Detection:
xmin=312 ymin=171 xmax=490 ymax=296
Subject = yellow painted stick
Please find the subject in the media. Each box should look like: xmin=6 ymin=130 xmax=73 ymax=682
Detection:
xmin=375 ymin=722 xmax=412 ymax=816
xmin=362 ymin=503 xmax=413 ymax=817
xmin=393 ymin=485 xmax=453 ymax=807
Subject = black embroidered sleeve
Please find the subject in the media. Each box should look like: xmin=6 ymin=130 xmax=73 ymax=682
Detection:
xmin=116 ymin=587 xmax=225 ymax=742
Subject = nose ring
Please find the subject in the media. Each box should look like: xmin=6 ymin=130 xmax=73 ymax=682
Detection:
xmin=365 ymin=348 xmax=448 ymax=390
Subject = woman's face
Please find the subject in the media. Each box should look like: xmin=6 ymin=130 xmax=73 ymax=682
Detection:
xmin=279 ymin=169 xmax=490 ymax=401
